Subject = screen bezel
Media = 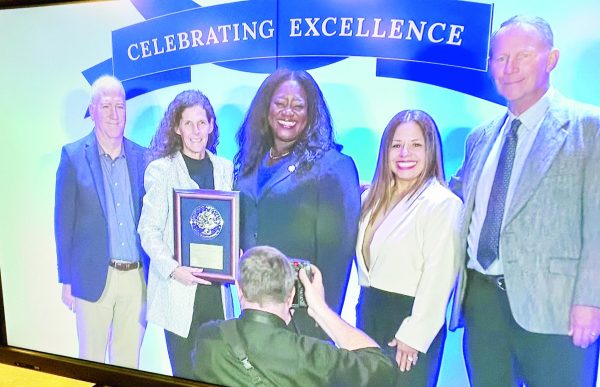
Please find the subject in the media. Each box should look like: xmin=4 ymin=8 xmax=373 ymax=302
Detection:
xmin=0 ymin=271 xmax=215 ymax=386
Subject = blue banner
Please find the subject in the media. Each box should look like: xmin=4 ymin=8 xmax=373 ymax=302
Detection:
xmin=110 ymin=0 xmax=492 ymax=80
xmin=112 ymin=0 xmax=277 ymax=80
xmin=278 ymin=0 xmax=492 ymax=71
xmin=84 ymin=0 xmax=500 ymax=106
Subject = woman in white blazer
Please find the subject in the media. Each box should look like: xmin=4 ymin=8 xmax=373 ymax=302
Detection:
xmin=356 ymin=110 xmax=462 ymax=387
xmin=138 ymin=90 xmax=234 ymax=379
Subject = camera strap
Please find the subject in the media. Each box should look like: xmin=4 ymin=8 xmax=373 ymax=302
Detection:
xmin=219 ymin=321 xmax=266 ymax=386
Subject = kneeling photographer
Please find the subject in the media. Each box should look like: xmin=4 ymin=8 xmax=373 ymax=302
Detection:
xmin=192 ymin=246 xmax=397 ymax=386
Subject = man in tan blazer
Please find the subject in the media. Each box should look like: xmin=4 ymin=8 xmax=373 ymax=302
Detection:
xmin=449 ymin=15 xmax=600 ymax=387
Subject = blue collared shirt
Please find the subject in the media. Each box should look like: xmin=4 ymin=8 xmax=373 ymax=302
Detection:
xmin=98 ymin=143 xmax=140 ymax=263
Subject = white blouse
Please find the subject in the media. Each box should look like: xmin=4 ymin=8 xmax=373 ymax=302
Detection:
xmin=356 ymin=179 xmax=462 ymax=352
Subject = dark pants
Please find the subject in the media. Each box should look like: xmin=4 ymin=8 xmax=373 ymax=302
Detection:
xmin=463 ymin=269 xmax=599 ymax=387
xmin=165 ymin=284 xmax=224 ymax=380
xmin=357 ymin=286 xmax=446 ymax=387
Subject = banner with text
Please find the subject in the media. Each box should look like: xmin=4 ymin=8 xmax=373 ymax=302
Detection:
xmin=111 ymin=0 xmax=493 ymax=80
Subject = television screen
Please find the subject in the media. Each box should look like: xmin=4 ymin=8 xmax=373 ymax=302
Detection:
xmin=0 ymin=0 xmax=598 ymax=386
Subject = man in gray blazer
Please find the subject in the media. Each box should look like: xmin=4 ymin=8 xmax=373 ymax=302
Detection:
xmin=449 ymin=15 xmax=600 ymax=386
xmin=55 ymin=75 xmax=147 ymax=368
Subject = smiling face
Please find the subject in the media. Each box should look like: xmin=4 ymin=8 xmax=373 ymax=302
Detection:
xmin=389 ymin=121 xmax=426 ymax=191
xmin=175 ymin=104 xmax=214 ymax=160
xmin=489 ymin=23 xmax=558 ymax=115
xmin=90 ymin=87 xmax=126 ymax=143
xmin=267 ymin=79 xmax=308 ymax=153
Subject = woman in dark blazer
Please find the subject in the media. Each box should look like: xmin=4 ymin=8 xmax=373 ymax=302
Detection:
xmin=234 ymin=68 xmax=361 ymax=338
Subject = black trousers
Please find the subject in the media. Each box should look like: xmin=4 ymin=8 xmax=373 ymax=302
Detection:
xmin=463 ymin=269 xmax=599 ymax=387
xmin=164 ymin=284 xmax=224 ymax=380
xmin=357 ymin=286 xmax=445 ymax=387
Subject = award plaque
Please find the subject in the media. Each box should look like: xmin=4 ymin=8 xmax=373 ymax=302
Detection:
xmin=173 ymin=189 xmax=239 ymax=284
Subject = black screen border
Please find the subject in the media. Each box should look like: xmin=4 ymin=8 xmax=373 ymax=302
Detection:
xmin=0 ymin=270 xmax=215 ymax=386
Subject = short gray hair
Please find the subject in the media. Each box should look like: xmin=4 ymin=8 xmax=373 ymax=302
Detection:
xmin=490 ymin=15 xmax=554 ymax=56
xmin=90 ymin=75 xmax=125 ymax=105
xmin=238 ymin=246 xmax=295 ymax=305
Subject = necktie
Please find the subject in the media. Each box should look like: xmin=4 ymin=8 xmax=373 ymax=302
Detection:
xmin=477 ymin=119 xmax=521 ymax=269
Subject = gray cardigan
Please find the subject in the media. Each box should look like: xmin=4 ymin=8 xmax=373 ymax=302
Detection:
xmin=138 ymin=150 xmax=234 ymax=337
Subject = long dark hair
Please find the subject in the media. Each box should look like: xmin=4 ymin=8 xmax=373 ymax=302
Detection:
xmin=148 ymin=90 xmax=219 ymax=160
xmin=360 ymin=109 xmax=445 ymax=225
xmin=234 ymin=68 xmax=339 ymax=178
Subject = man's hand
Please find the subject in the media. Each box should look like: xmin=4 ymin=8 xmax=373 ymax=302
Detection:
xmin=388 ymin=338 xmax=419 ymax=372
xmin=569 ymin=305 xmax=600 ymax=348
xmin=61 ymin=283 xmax=75 ymax=312
xmin=171 ymin=266 xmax=212 ymax=286
xmin=298 ymin=264 xmax=380 ymax=351
xmin=298 ymin=265 xmax=326 ymax=318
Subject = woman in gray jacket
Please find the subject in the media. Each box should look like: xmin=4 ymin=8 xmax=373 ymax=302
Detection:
xmin=138 ymin=90 xmax=234 ymax=380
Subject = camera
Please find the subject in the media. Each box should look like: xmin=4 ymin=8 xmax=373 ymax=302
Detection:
xmin=288 ymin=258 xmax=312 ymax=308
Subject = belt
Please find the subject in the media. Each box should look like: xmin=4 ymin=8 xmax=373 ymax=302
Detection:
xmin=109 ymin=260 xmax=141 ymax=271
xmin=468 ymin=269 xmax=506 ymax=291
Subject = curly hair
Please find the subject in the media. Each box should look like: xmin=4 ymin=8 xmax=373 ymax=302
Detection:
xmin=149 ymin=90 xmax=219 ymax=160
xmin=234 ymin=68 xmax=340 ymax=178
xmin=360 ymin=109 xmax=446 ymax=226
